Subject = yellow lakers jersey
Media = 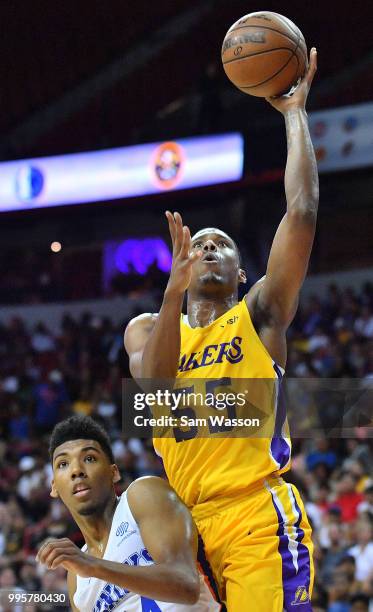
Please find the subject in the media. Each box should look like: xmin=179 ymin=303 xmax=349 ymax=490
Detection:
xmin=153 ymin=298 xmax=291 ymax=510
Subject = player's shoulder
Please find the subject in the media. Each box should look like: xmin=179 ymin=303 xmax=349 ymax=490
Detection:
xmin=126 ymin=312 xmax=159 ymax=330
xmin=124 ymin=313 xmax=158 ymax=349
xmin=245 ymin=275 xmax=266 ymax=301
xmin=126 ymin=477 xmax=181 ymax=520
xmin=127 ymin=475 xmax=173 ymax=498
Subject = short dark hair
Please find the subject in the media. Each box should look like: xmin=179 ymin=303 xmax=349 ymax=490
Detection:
xmin=49 ymin=416 xmax=114 ymax=464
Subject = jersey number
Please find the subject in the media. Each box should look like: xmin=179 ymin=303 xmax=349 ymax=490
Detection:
xmin=172 ymin=377 xmax=237 ymax=442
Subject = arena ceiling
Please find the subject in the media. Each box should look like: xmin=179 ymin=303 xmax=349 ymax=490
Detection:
xmin=0 ymin=0 xmax=372 ymax=160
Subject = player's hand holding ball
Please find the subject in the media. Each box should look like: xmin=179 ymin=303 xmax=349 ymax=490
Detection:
xmin=265 ymin=47 xmax=317 ymax=115
xmin=221 ymin=10 xmax=316 ymax=109
xmin=165 ymin=211 xmax=202 ymax=297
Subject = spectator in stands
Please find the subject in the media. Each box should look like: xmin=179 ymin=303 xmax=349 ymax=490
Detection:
xmin=354 ymin=306 xmax=373 ymax=339
xmin=32 ymin=370 xmax=69 ymax=434
xmin=307 ymin=439 xmax=338 ymax=473
xmin=335 ymin=556 xmax=360 ymax=595
xmin=346 ymin=342 xmax=366 ymax=376
xmin=30 ymin=323 xmax=56 ymax=353
xmin=357 ymin=482 xmax=373 ymax=517
xmin=327 ymin=567 xmax=353 ymax=612
xmin=18 ymin=561 xmax=40 ymax=592
xmin=334 ymin=471 xmax=364 ymax=523
xmin=350 ymin=593 xmax=370 ymax=611
xmin=8 ymin=401 xmax=30 ymax=441
xmin=72 ymin=387 xmax=93 ymax=416
xmin=320 ymin=523 xmax=349 ymax=584
xmin=303 ymin=295 xmax=323 ymax=336
xmin=319 ymin=506 xmax=345 ymax=550
xmin=348 ymin=519 xmax=373 ymax=582
xmin=17 ymin=457 xmax=40 ymax=500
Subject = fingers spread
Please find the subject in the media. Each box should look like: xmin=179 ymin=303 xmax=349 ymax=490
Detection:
xmin=165 ymin=211 xmax=176 ymax=247
xmin=174 ymin=212 xmax=184 ymax=255
xmin=181 ymin=225 xmax=191 ymax=259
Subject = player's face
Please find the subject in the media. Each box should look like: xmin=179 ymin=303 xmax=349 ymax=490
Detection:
xmin=51 ymin=439 xmax=119 ymax=517
xmin=189 ymin=229 xmax=245 ymax=293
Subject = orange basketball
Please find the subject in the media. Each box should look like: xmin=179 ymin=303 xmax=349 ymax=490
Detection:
xmin=221 ymin=11 xmax=307 ymax=97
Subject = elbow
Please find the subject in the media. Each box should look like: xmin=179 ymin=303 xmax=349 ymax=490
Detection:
xmin=173 ymin=567 xmax=200 ymax=605
xmin=181 ymin=574 xmax=200 ymax=605
xmin=287 ymin=205 xmax=318 ymax=226
xmin=163 ymin=563 xmax=200 ymax=604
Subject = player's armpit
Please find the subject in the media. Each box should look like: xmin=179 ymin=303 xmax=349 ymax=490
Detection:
xmin=124 ymin=313 xmax=158 ymax=379
xmin=255 ymin=209 xmax=316 ymax=327
xmin=67 ymin=570 xmax=79 ymax=612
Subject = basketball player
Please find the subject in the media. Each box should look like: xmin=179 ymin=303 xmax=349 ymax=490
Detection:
xmin=124 ymin=48 xmax=318 ymax=611
xmin=36 ymin=416 xmax=221 ymax=611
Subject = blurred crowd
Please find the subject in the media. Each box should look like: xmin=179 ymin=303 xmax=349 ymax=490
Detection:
xmin=0 ymin=247 xmax=170 ymax=305
xmin=0 ymin=281 xmax=372 ymax=611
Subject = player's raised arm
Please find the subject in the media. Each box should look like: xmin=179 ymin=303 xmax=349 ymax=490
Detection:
xmin=124 ymin=211 xmax=202 ymax=380
xmin=254 ymin=48 xmax=319 ymax=329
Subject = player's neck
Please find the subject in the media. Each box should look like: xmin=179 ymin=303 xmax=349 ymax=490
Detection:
xmin=186 ymin=295 xmax=237 ymax=328
xmin=72 ymin=494 xmax=119 ymax=557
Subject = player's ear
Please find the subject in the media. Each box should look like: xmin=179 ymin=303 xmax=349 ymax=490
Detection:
xmin=50 ymin=479 xmax=59 ymax=499
xmin=238 ymin=268 xmax=247 ymax=284
xmin=111 ymin=464 xmax=121 ymax=485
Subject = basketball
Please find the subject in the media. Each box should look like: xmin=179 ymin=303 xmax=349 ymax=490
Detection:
xmin=221 ymin=11 xmax=308 ymax=98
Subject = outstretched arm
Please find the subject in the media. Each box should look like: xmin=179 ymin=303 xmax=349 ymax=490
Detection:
xmin=252 ymin=48 xmax=319 ymax=329
xmin=37 ymin=478 xmax=200 ymax=605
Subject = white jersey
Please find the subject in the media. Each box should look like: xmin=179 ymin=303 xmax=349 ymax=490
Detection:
xmin=74 ymin=491 xmax=220 ymax=612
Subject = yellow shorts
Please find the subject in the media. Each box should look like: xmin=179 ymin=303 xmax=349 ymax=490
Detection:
xmin=195 ymin=476 xmax=314 ymax=612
